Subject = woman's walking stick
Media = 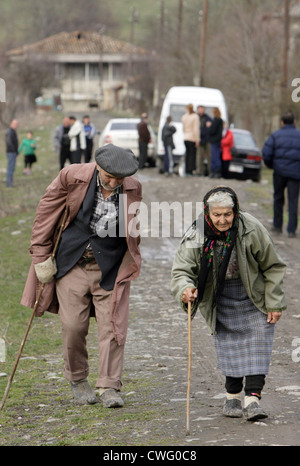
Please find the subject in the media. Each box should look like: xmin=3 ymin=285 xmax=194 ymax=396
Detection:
xmin=186 ymin=301 xmax=192 ymax=436
xmin=0 ymin=210 xmax=67 ymax=411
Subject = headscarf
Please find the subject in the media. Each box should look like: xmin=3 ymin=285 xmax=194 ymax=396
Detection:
xmin=196 ymin=186 xmax=239 ymax=304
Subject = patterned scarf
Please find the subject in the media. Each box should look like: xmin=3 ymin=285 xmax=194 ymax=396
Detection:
xmin=196 ymin=187 xmax=239 ymax=305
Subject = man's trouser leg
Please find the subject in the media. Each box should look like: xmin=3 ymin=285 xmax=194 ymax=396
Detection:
xmin=287 ymin=178 xmax=300 ymax=234
xmin=70 ymin=149 xmax=82 ymax=164
xmin=56 ymin=263 xmax=125 ymax=390
xmin=138 ymin=142 xmax=148 ymax=169
xmin=196 ymin=145 xmax=206 ymax=176
xmin=6 ymin=152 xmax=17 ymax=187
xmin=273 ymin=173 xmax=286 ymax=230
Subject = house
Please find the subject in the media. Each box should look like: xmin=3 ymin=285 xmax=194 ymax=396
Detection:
xmin=6 ymin=30 xmax=154 ymax=112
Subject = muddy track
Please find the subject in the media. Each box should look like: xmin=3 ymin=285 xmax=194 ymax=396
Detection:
xmin=127 ymin=168 xmax=300 ymax=446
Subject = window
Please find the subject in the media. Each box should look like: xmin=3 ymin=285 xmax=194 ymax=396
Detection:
xmin=112 ymin=63 xmax=123 ymax=80
xmin=110 ymin=122 xmax=138 ymax=130
xmin=169 ymin=104 xmax=214 ymax=122
xmin=233 ymin=132 xmax=257 ymax=149
xmin=89 ymin=64 xmax=100 ymax=79
xmin=65 ymin=63 xmax=85 ymax=79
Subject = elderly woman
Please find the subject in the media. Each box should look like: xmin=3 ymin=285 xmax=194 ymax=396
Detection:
xmin=171 ymin=186 xmax=286 ymax=421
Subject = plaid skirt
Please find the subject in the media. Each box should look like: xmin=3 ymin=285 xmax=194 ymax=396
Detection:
xmin=213 ymin=278 xmax=275 ymax=378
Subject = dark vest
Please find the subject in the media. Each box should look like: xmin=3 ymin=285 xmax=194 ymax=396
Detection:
xmin=55 ymin=169 xmax=127 ymax=290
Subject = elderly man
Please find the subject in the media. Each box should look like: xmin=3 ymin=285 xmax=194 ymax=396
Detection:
xmin=21 ymin=144 xmax=142 ymax=408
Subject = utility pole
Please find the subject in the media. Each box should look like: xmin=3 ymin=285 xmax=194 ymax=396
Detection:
xmin=199 ymin=0 xmax=208 ymax=87
xmin=282 ymin=0 xmax=290 ymax=90
xmin=177 ymin=0 xmax=183 ymax=57
xmin=98 ymin=25 xmax=106 ymax=107
xmin=129 ymin=7 xmax=139 ymax=75
xmin=130 ymin=6 xmax=139 ymax=45
xmin=281 ymin=0 xmax=290 ymax=111
xmin=153 ymin=1 xmax=166 ymax=108
xmin=160 ymin=0 xmax=165 ymax=52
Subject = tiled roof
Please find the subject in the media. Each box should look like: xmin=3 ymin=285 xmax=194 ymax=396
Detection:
xmin=6 ymin=30 xmax=152 ymax=57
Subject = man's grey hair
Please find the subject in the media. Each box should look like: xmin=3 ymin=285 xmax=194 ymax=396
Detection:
xmin=207 ymin=191 xmax=234 ymax=210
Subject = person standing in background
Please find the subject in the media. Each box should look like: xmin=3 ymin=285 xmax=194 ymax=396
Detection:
xmin=5 ymin=119 xmax=19 ymax=187
xmin=137 ymin=113 xmax=151 ymax=170
xmin=221 ymin=123 xmax=234 ymax=179
xmin=196 ymin=105 xmax=212 ymax=176
xmin=162 ymin=115 xmax=176 ymax=176
xmin=262 ymin=111 xmax=300 ymax=238
xmin=68 ymin=116 xmax=86 ymax=164
xmin=207 ymin=107 xmax=223 ymax=178
xmin=182 ymin=104 xmax=199 ymax=176
xmin=19 ymin=130 xmax=37 ymax=175
xmin=53 ymin=117 xmax=71 ymax=170
xmin=83 ymin=115 xmax=97 ymax=163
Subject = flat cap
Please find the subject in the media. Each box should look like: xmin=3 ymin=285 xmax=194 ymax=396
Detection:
xmin=95 ymin=144 xmax=139 ymax=177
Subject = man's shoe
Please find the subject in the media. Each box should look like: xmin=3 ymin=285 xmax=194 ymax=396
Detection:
xmin=70 ymin=379 xmax=97 ymax=405
xmin=271 ymin=226 xmax=282 ymax=234
xmin=96 ymin=388 xmax=124 ymax=408
xmin=288 ymin=232 xmax=296 ymax=238
xmin=243 ymin=400 xmax=268 ymax=421
xmin=223 ymin=398 xmax=243 ymax=418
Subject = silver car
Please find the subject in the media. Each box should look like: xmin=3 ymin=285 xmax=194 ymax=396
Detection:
xmin=99 ymin=118 xmax=157 ymax=166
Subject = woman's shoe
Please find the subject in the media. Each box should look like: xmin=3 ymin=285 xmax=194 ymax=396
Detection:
xmin=243 ymin=399 xmax=268 ymax=421
xmin=223 ymin=398 xmax=243 ymax=418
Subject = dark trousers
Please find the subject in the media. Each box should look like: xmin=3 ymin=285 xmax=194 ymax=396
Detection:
xmin=163 ymin=145 xmax=174 ymax=173
xmin=222 ymin=160 xmax=231 ymax=179
xmin=6 ymin=152 xmax=17 ymax=187
xmin=273 ymin=173 xmax=300 ymax=234
xmin=60 ymin=147 xmax=71 ymax=169
xmin=184 ymin=140 xmax=196 ymax=174
xmin=70 ymin=149 xmax=82 ymax=164
xmin=85 ymin=139 xmax=93 ymax=163
xmin=138 ymin=142 xmax=148 ymax=169
xmin=225 ymin=375 xmax=265 ymax=397
xmin=210 ymin=143 xmax=222 ymax=175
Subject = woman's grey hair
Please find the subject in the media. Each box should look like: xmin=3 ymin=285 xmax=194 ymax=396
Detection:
xmin=207 ymin=191 xmax=234 ymax=210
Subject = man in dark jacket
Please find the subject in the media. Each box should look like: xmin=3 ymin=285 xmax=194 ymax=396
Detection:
xmin=137 ymin=113 xmax=151 ymax=169
xmin=5 ymin=119 xmax=19 ymax=187
xmin=207 ymin=108 xmax=223 ymax=178
xmin=262 ymin=112 xmax=300 ymax=237
xmin=196 ymin=105 xmax=212 ymax=176
xmin=162 ymin=116 xmax=176 ymax=175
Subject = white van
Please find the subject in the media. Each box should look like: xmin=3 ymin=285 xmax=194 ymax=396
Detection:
xmin=157 ymin=86 xmax=228 ymax=176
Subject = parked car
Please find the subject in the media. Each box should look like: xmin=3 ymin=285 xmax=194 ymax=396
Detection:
xmin=228 ymin=128 xmax=262 ymax=182
xmin=99 ymin=118 xmax=157 ymax=167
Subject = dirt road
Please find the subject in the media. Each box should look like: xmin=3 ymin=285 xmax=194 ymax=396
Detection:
xmin=1 ymin=110 xmax=299 ymax=447
xmin=126 ymin=167 xmax=300 ymax=446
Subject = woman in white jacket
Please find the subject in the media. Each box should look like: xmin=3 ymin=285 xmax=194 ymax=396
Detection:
xmin=68 ymin=116 xmax=87 ymax=163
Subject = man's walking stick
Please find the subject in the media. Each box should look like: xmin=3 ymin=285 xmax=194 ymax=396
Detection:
xmin=186 ymin=301 xmax=192 ymax=436
xmin=0 ymin=210 xmax=67 ymax=411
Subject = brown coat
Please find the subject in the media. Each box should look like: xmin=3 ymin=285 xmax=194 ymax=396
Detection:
xmin=21 ymin=162 xmax=142 ymax=345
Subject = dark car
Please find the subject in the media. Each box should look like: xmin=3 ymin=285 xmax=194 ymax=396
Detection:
xmin=228 ymin=128 xmax=262 ymax=182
